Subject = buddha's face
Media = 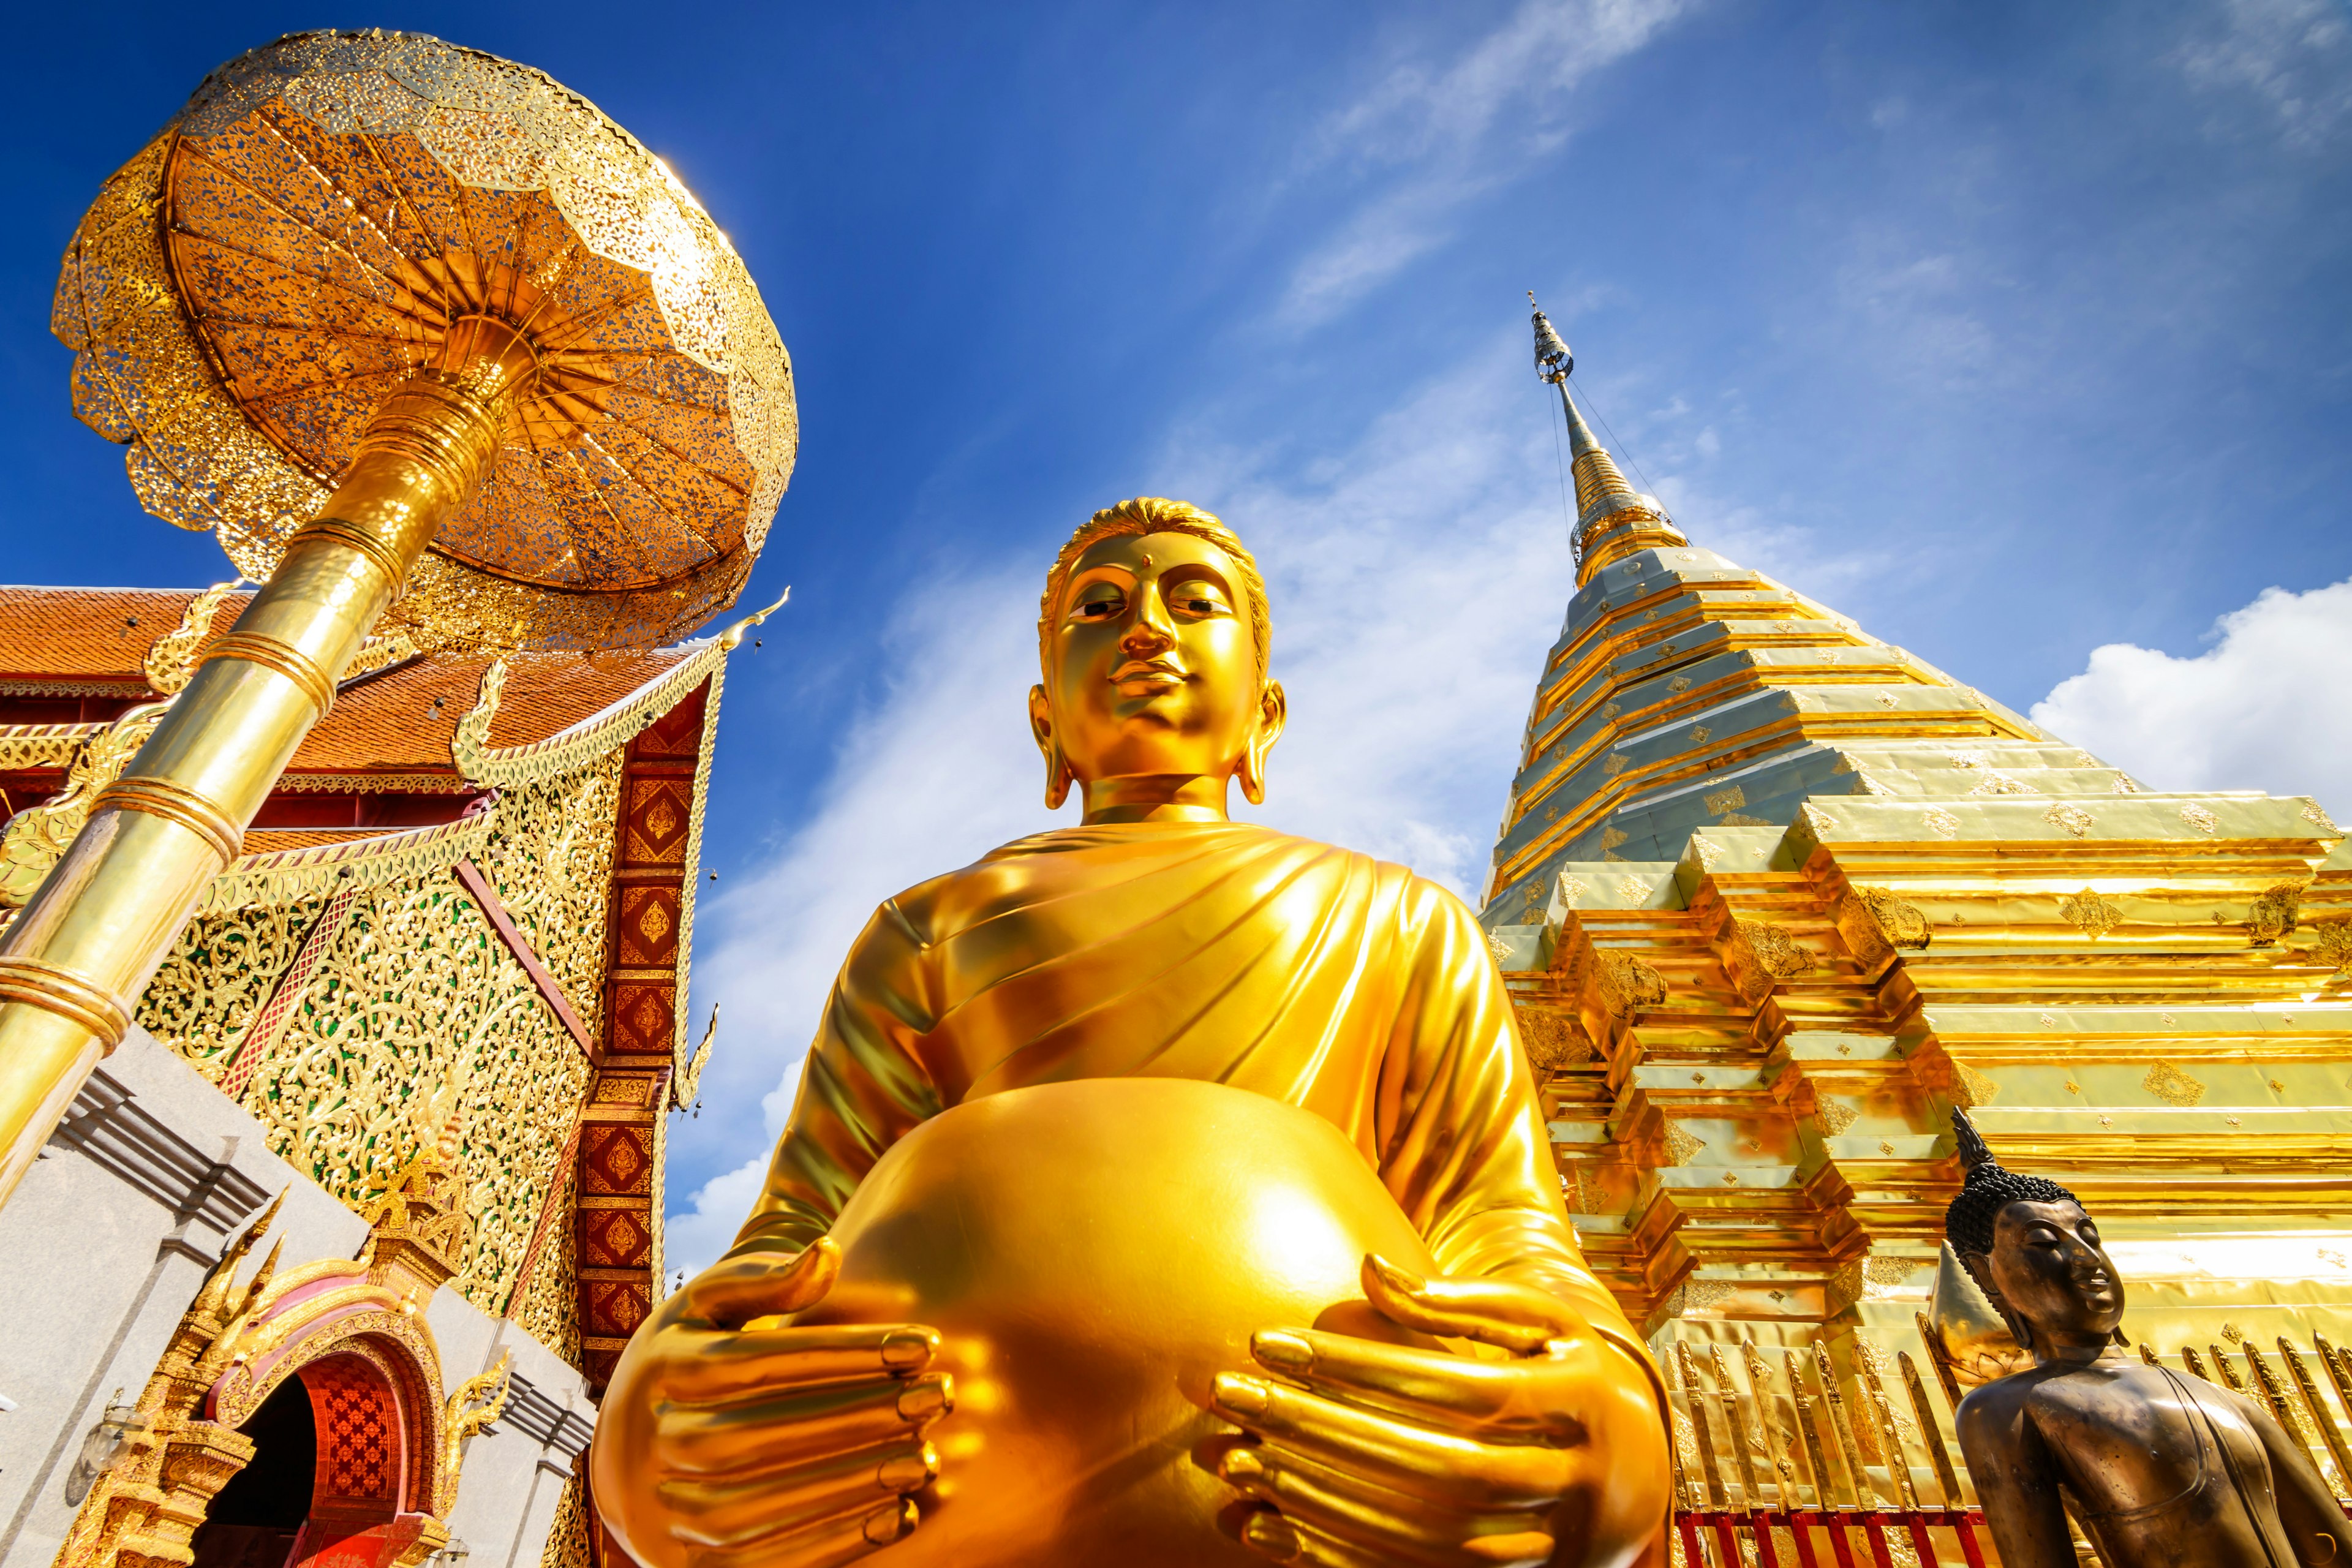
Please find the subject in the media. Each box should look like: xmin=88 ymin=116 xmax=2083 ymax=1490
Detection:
xmin=1031 ymin=530 xmax=1283 ymax=813
xmin=1981 ymin=1198 xmax=2124 ymax=1349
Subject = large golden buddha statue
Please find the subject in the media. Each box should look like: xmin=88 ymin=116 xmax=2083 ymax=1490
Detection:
xmin=592 ymin=499 xmax=1672 ymax=1568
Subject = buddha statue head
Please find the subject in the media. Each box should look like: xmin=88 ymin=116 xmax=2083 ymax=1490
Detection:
xmin=1029 ymin=497 xmax=1286 ymax=818
xmin=1943 ymin=1109 xmax=2124 ymax=1362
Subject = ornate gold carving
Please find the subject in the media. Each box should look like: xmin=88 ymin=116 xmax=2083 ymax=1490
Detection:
xmin=1738 ymin=920 xmax=1814 ymax=979
xmin=0 ymin=699 xmax=170 ymax=908
xmin=2304 ymin=918 xmax=2352 ymax=971
xmin=2248 ymin=880 xmax=2307 ymax=946
xmin=2058 ymin=888 xmax=2125 ymax=940
xmin=1837 ymin=886 xmax=1929 ymax=962
xmin=1613 ymin=875 xmax=1649 ymax=904
xmin=1923 ymin=807 xmax=1961 ymax=839
xmin=2143 ymin=1061 xmax=2208 ymax=1108
xmin=2302 ymin=802 xmax=2340 ymax=832
xmin=141 ymin=581 xmax=242 ymax=696
xmin=195 ymin=812 xmax=498 ymax=916
xmin=1703 ymin=783 xmax=1746 ymax=815
xmin=1594 ymin=951 xmax=1668 ymax=1020
xmin=139 ymin=752 xmax=614 ymax=1312
xmin=1966 ymin=771 xmax=2035 ymax=796
xmin=442 ymin=1353 xmax=513 ymax=1496
xmin=1688 ymin=833 xmax=1722 ymax=872
xmin=1516 ymin=1005 xmax=1594 ymax=1069
xmin=1557 ymin=875 xmax=1589 ymax=907
xmin=1817 ymin=1099 xmax=1859 ymax=1136
xmin=1664 ymin=1123 xmax=1706 ymax=1164
xmin=450 ymin=606 xmax=769 ymax=789
xmin=2180 ymin=802 xmax=2218 ymax=834
xmin=2042 ymin=802 xmax=2095 ymax=838
xmin=1950 ymin=1060 xmax=2000 ymax=1107
xmin=1603 ymin=752 xmax=1629 ymax=777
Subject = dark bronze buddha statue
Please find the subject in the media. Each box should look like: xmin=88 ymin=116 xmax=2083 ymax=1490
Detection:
xmin=1945 ymin=1111 xmax=2352 ymax=1567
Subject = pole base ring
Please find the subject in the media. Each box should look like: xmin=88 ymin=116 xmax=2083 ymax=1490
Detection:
xmin=91 ymin=777 xmax=245 ymax=868
xmin=201 ymin=630 xmax=338 ymax=721
xmin=0 ymin=957 xmax=132 ymax=1049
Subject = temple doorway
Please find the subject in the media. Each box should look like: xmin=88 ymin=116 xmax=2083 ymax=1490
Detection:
xmin=189 ymin=1378 xmax=314 ymax=1568
xmin=185 ymin=1351 xmax=420 ymax=1568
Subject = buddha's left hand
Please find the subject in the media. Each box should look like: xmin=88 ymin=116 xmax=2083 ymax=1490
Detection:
xmin=1211 ymin=1255 xmax=1668 ymax=1568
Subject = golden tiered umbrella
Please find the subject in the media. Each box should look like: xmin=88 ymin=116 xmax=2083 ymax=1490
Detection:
xmin=0 ymin=30 xmax=794 ymax=1202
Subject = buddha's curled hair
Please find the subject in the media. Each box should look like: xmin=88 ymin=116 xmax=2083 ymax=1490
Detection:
xmin=1942 ymin=1107 xmax=2081 ymax=1259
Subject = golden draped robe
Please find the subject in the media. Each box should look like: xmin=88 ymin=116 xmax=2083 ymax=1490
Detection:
xmin=733 ymin=818 xmax=1632 ymax=1342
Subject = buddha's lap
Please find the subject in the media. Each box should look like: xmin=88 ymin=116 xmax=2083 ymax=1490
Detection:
xmin=789 ymin=1077 xmax=1444 ymax=1567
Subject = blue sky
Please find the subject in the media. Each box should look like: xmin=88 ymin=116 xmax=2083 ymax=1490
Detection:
xmin=2 ymin=1 xmax=2347 ymax=1273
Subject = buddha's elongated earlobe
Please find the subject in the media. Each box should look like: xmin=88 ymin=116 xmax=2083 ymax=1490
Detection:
xmin=1238 ymin=736 xmax=1270 ymax=805
xmin=1030 ymin=684 xmax=1074 ymax=810
xmin=1044 ymin=743 xmax=1074 ymax=810
xmin=1238 ymin=680 xmax=1288 ymax=807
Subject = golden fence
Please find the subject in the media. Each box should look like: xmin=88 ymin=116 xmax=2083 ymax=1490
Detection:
xmin=1663 ymin=1322 xmax=2352 ymax=1567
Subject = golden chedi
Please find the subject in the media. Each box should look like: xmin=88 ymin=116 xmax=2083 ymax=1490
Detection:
xmin=593 ymin=499 xmax=1673 ymax=1568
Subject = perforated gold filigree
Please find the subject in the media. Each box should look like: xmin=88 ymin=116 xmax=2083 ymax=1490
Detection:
xmin=53 ymin=30 xmax=794 ymax=655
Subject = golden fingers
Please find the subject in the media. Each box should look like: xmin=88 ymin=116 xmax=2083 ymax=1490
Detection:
xmin=1219 ymin=1444 xmax=1553 ymax=1566
xmin=660 ymin=1438 xmax=940 ymax=1545
xmin=1362 ymin=1255 xmax=1589 ymax=1354
xmin=690 ymin=1238 xmax=842 ymax=1325
xmin=684 ymin=1497 xmax=918 ymax=1568
xmin=1212 ymin=1373 xmax=1577 ymax=1511
xmin=657 ymin=1372 xmax=954 ymax=1476
xmin=1251 ymin=1327 xmax=1586 ymax=1439
xmin=657 ymin=1324 xmax=941 ymax=1404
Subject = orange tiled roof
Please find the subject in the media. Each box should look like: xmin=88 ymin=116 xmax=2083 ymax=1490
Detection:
xmin=0 ymin=586 xmax=695 ymax=772
xmin=0 ymin=587 xmax=211 ymax=681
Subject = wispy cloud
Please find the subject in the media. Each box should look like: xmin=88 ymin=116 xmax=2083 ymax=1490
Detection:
xmin=2171 ymin=0 xmax=2352 ymax=151
xmin=1277 ymin=0 xmax=1692 ymax=325
xmin=2029 ymin=576 xmax=2352 ymax=813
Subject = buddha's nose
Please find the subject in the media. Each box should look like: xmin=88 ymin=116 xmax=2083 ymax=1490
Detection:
xmin=1125 ymin=581 xmax=1177 ymax=650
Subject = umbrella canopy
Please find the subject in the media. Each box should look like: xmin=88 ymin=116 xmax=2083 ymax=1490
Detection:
xmin=53 ymin=29 xmax=795 ymax=653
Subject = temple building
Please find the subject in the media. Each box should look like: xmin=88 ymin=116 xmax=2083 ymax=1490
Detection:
xmin=1479 ymin=326 xmax=2352 ymax=1427
xmin=0 ymin=584 xmax=749 ymax=1568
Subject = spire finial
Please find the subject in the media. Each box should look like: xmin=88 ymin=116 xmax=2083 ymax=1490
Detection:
xmin=1529 ymin=294 xmax=1572 ymax=385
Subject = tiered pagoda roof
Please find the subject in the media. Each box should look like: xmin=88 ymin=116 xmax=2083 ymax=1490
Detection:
xmin=1481 ymin=333 xmax=2352 ymax=1359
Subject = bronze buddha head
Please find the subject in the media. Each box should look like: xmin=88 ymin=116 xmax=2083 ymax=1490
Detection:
xmin=1943 ymin=1109 xmax=2124 ymax=1359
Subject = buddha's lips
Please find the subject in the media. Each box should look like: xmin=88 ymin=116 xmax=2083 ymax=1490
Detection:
xmin=1114 ymin=659 xmax=1184 ymax=689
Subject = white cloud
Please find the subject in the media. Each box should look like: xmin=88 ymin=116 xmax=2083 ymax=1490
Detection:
xmin=1278 ymin=0 xmax=1692 ymax=324
xmin=2171 ymin=0 xmax=2352 ymax=151
xmin=2029 ymin=578 xmax=2352 ymax=813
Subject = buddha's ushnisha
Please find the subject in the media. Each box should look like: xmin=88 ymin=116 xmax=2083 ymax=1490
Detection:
xmin=594 ymin=499 xmax=1672 ymax=1568
xmin=1945 ymin=1110 xmax=2351 ymax=1568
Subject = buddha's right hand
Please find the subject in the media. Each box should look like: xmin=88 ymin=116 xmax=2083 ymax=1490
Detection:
xmin=591 ymin=1238 xmax=952 ymax=1568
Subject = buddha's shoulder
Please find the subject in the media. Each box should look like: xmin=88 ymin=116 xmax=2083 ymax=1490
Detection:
xmin=875 ymin=821 xmax=1471 ymax=945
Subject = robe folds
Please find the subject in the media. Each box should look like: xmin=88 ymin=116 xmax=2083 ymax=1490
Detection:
xmin=733 ymin=818 xmax=1635 ymax=1340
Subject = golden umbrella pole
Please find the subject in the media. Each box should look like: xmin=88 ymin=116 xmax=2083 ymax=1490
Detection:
xmin=0 ymin=29 xmax=796 ymax=1210
xmin=0 ymin=319 xmax=534 ymax=1202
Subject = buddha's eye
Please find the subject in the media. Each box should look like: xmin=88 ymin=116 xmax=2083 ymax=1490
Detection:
xmin=1167 ymin=581 xmax=1233 ymax=618
xmin=1069 ymin=586 xmax=1126 ymax=622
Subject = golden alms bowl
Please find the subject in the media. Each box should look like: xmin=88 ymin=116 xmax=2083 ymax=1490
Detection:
xmin=791 ymin=1077 xmax=1445 ymax=1568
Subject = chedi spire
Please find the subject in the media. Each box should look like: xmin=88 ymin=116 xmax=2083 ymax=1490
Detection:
xmin=1528 ymin=295 xmax=1688 ymax=584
